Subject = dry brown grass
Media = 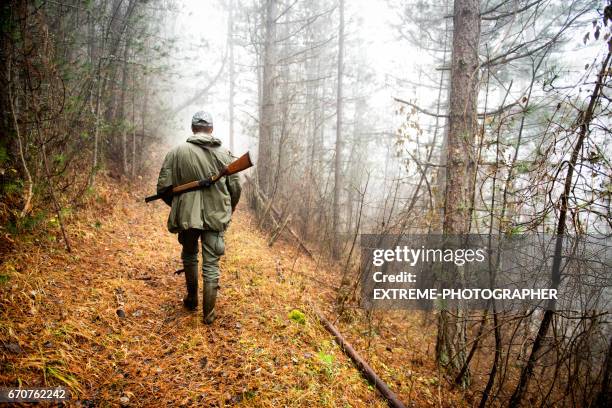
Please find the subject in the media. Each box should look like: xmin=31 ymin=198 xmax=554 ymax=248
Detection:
xmin=0 ymin=177 xmax=469 ymax=407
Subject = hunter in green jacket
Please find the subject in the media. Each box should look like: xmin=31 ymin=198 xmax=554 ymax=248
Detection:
xmin=156 ymin=111 xmax=241 ymax=324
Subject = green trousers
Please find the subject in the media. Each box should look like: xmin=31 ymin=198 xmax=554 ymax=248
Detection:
xmin=178 ymin=229 xmax=225 ymax=282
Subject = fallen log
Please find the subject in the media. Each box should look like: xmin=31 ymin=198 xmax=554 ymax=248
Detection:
xmin=244 ymin=175 xmax=313 ymax=258
xmin=268 ymin=213 xmax=292 ymax=247
xmin=315 ymin=309 xmax=408 ymax=408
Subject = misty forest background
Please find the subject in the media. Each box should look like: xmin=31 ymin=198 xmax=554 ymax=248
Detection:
xmin=1 ymin=0 xmax=611 ymax=406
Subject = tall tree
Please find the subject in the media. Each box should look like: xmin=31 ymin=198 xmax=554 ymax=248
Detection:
xmin=258 ymin=0 xmax=278 ymax=195
xmin=332 ymin=0 xmax=345 ymax=259
xmin=436 ymin=0 xmax=481 ymax=386
xmin=228 ymin=0 xmax=236 ymax=153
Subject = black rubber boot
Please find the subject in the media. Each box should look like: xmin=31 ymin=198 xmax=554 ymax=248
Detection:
xmin=182 ymin=265 xmax=198 ymax=311
xmin=203 ymin=279 xmax=219 ymax=324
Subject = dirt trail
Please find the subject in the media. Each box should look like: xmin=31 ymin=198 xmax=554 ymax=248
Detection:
xmin=1 ymin=184 xmax=389 ymax=407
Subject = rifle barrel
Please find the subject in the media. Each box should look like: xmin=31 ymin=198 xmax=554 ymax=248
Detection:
xmin=144 ymin=151 xmax=254 ymax=203
xmin=145 ymin=194 xmax=160 ymax=203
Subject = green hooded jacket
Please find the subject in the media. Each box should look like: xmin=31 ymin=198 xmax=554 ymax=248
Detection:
xmin=156 ymin=133 xmax=241 ymax=233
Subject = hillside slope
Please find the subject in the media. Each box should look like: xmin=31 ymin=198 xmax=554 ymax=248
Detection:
xmin=1 ymin=181 xmax=391 ymax=407
xmin=1 ymin=179 xmax=472 ymax=407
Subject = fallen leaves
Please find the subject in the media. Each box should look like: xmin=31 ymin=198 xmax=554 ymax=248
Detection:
xmin=0 ymin=177 xmax=468 ymax=407
xmin=0 ymin=179 xmax=390 ymax=407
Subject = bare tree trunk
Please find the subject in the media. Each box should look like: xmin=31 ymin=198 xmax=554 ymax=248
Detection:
xmin=141 ymin=37 xmax=149 ymax=165
xmin=119 ymin=41 xmax=129 ymax=175
xmin=332 ymin=0 xmax=345 ymax=259
xmin=258 ymin=0 xmax=278 ymax=195
xmin=228 ymin=0 xmax=236 ymax=153
xmin=7 ymin=58 xmax=33 ymax=217
xmin=345 ymin=83 xmax=365 ymax=236
xmin=436 ymin=0 xmax=481 ymax=387
xmin=88 ymin=77 xmax=103 ymax=188
xmin=87 ymin=6 xmax=96 ymax=66
xmin=434 ymin=0 xmax=451 ymax=230
xmin=443 ymin=0 xmax=480 ymax=234
xmin=131 ymin=70 xmax=136 ymax=178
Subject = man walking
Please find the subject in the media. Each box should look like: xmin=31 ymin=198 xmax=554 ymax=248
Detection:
xmin=156 ymin=111 xmax=241 ymax=324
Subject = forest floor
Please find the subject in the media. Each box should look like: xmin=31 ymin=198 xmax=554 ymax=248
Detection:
xmin=0 ymin=177 xmax=472 ymax=407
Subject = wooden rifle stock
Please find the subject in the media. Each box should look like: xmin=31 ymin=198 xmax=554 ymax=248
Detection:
xmin=145 ymin=152 xmax=253 ymax=203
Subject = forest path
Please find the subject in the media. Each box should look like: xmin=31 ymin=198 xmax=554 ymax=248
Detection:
xmin=1 ymin=181 xmax=388 ymax=407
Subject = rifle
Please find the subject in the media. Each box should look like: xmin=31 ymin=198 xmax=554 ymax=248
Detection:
xmin=145 ymin=152 xmax=253 ymax=203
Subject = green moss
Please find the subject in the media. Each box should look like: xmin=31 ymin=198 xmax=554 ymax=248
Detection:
xmin=317 ymin=351 xmax=333 ymax=365
xmin=288 ymin=309 xmax=306 ymax=325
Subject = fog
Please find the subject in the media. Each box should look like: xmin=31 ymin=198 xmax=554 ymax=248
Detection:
xmin=2 ymin=1 xmax=611 ymax=406
xmin=162 ymin=0 xmax=421 ymax=154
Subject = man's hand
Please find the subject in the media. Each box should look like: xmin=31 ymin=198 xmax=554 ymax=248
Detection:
xmin=157 ymin=185 xmax=173 ymax=206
